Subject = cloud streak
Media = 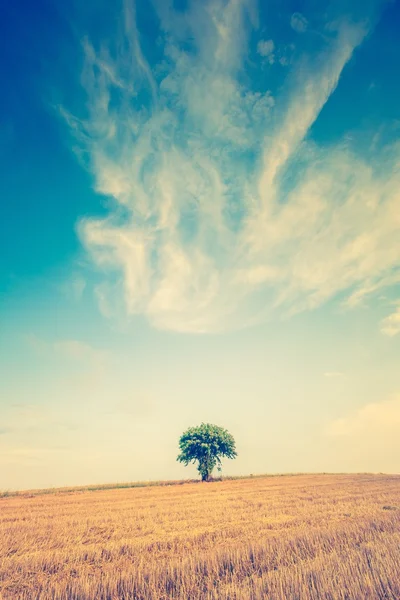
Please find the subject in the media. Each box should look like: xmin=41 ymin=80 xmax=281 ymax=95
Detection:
xmin=63 ymin=0 xmax=400 ymax=333
xmin=381 ymin=304 xmax=400 ymax=337
xmin=324 ymin=372 xmax=345 ymax=378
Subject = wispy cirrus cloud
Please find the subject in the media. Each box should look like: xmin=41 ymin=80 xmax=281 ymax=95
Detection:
xmin=62 ymin=0 xmax=400 ymax=334
xmin=380 ymin=304 xmax=400 ymax=337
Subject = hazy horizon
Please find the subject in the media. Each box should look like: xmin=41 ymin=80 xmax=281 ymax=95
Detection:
xmin=1 ymin=0 xmax=400 ymax=490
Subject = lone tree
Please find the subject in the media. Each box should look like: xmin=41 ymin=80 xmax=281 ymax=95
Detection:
xmin=177 ymin=423 xmax=237 ymax=482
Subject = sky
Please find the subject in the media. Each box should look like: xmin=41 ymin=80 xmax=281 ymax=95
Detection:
xmin=1 ymin=0 xmax=400 ymax=490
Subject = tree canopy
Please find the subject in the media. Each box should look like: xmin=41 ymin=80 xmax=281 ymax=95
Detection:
xmin=177 ymin=423 xmax=237 ymax=481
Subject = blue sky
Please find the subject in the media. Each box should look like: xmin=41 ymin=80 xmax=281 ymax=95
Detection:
xmin=1 ymin=0 xmax=400 ymax=489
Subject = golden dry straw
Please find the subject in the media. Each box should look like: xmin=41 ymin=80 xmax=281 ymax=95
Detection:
xmin=0 ymin=474 xmax=399 ymax=599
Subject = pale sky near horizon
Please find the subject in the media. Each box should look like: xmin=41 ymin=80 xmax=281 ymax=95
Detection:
xmin=1 ymin=0 xmax=400 ymax=490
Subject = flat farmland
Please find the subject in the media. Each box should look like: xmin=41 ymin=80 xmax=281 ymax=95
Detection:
xmin=0 ymin=474 xmax=399 ymax=599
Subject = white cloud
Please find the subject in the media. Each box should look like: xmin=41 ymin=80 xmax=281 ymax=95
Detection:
xmin=27 ymin=335 xmax=108 ymax=366
xmin=327 ymin=395 xmax=400 ymax=436
xmin=381 ymin=305 xmax=400 ymax=336
xmin=325 ymin=394 xmax=400 ymax=472
xmin=53 ymin=339 xmax=108 ymax=364
xmin=61 ymin=0 xmax=400 ymax=334
xmin=290 ymin=12 xmax=308 ymax=33
xmin=257 ymin=39 xmax=275 ymax=64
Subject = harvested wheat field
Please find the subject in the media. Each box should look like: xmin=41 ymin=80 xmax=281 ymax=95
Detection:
xmin=1 ymin=474 xmax=399 ymax=600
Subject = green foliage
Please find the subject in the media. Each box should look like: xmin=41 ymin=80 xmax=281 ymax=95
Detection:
xmin=177 ymin=423 xmax=237 ymax=481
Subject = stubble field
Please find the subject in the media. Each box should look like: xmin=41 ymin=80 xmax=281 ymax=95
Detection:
xmin=0 ymin=474 xmax=399 ymax=599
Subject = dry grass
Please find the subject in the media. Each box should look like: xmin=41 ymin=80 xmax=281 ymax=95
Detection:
xmin=0 ymin=474 xmax=399 ymax=599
